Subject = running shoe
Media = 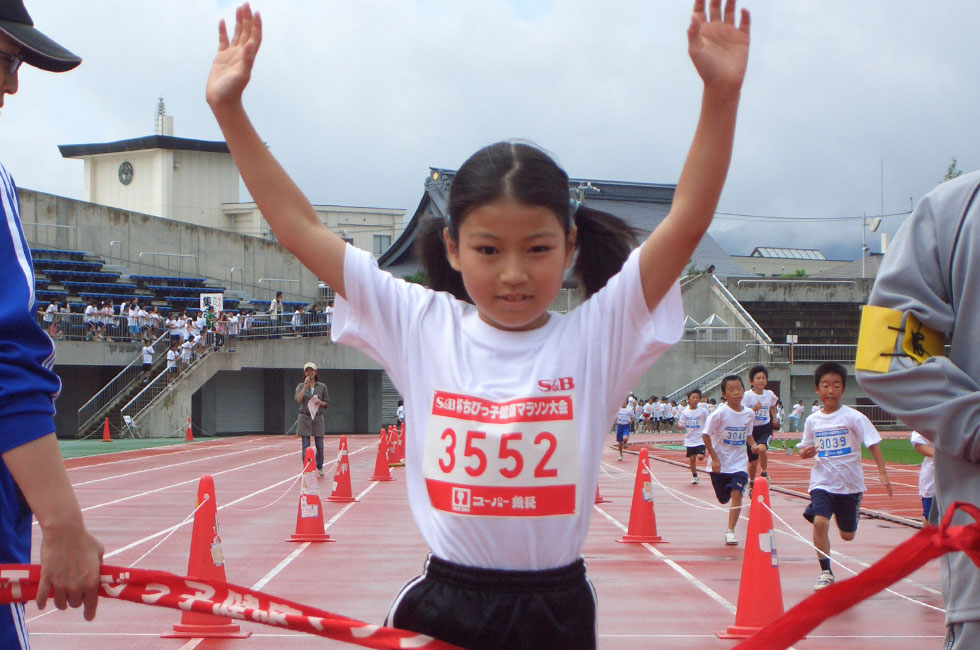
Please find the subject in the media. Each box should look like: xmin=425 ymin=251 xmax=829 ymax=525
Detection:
xmin=814 ymin=570 xmax=835 ymax=590
xmin=725 ymin=530 xmax=738 ymax=546
xmin=316 ymin=468 xmax=325 ymax=477
xmin=691 ymin=475 xmax=699 ymax=484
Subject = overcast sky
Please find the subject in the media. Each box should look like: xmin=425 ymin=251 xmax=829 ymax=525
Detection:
xmin=5 ymin=0 xmax=977 ymax=261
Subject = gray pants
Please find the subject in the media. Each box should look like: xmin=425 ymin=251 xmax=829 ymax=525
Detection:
xmin=943 ymin=621 xmax=980 ymax=649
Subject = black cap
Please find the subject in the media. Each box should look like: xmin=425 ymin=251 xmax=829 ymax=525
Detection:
xmin=0 ymin=0 xmax=80 ymax=72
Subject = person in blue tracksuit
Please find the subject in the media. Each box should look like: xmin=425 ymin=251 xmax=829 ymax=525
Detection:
xmin=0 ymin=3 xmax=102 ymax=647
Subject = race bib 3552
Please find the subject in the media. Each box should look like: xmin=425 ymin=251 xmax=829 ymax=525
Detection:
xmin=422 ymin=390 xmax=579 ymax=518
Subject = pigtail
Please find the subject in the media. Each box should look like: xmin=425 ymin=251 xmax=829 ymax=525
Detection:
xmin=572 ymin=205 xmax=641 ymax=296
xmin=414 ymin=217 xmax=471 ymax=302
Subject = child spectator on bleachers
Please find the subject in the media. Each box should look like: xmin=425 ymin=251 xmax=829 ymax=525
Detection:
xmin=799 ymin=361 xmax=892 ymax=590
xmin=227 ymin=311 xmax=239 ymax=351
xmin=909 ymin=431 xmax=935 ymax=526
xmin=179 ymin=336 xmax=194 ymax=372
xmin=83 ymin=300 xmax=97 ymax=340
xmin=148 ymin=306 xmax=161 ymax=338
xmin=166 ymin=341 xmax=179 ymax=381
xmin=291 ymin=307 xmax=303 ymax=337
xmin=702 ymin=375 xmax=757 ymax=546
xmin=127 ymin=301 xmax=140 ymax=342
xmin=40 ymin=300 xmax=57 ymax=337
xmin=140 ymin=342 xmax=154 ymax=383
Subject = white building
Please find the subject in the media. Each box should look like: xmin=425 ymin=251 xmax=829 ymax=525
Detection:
xmin=59 ymin=104 xmax=404 ymax=256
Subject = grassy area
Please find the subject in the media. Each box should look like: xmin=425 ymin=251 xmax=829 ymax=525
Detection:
xmin=778 ymin=438 xmax=923 ymax=465
xmin=58 ymin=438 xmax=194 ymax=460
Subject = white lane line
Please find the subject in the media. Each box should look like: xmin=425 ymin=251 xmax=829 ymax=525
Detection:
xmin=250 ymin=479 xmax=381 ymax=592
xmin=64 ymin=439 xmax=249 ymax=472
xmin=72 ymin=443 xmax=284 ymax=487
xmin=592 ymin=505 xmax=736 ymax=615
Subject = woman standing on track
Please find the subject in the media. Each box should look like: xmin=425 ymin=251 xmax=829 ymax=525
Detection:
xmin=295 ymin=362 xmax=329 ymax=476
xmin=206 ymin=0 xmax=750 ymax=646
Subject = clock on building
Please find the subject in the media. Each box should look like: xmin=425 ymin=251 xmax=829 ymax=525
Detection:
xmin=118 ymin=161 xmax=134 ymax=185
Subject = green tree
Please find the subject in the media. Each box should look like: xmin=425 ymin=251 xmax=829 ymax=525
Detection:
xmin=402 ymin=270 xmax=428 ymax=286
xmin=943 ymin=157 xmax=963 ymax=182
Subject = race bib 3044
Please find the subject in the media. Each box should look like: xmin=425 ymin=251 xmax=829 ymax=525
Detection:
xmin=423 ymin=390 xmax=579 ymax=518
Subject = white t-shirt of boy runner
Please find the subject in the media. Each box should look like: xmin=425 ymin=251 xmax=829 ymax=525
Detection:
xmin=742 ymin=388 xmax=778 ymax=427
xmin=909 ymin=431 xmax=935 ymax=499
xmin=702 ymin=403 xmax=754 ymax=474
xmin=801 ymin=405 xmax=882 ymax=494
xmin=680 ymin=404 xmax=710 ymax=447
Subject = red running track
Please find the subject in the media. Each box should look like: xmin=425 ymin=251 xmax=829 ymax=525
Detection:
xmin=21 ymin=433 xmax=945 ymax=648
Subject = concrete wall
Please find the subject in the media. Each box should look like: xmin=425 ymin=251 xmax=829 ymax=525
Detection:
xmin=726 ymin=277 xmax=874 ymax=303
xmin=20 ymin=187 xmax=320 ymax=304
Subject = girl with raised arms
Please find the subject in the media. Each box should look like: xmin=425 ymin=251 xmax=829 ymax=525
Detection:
xmin=206 ymin=1 xmax=749 ymax=647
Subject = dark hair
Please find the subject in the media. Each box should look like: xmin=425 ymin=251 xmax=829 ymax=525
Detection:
xmin=687 ymin=388 xmax=702 ymax=398
xmin=814 ymin=361 xmax=847 ymax=389
xmin=748 ymin=365 xmax=768 ymax=382
xmin=720 ymin=374 xmax=744 ymax=394
xmin=415 ymin=141 xmax=639 ymax=301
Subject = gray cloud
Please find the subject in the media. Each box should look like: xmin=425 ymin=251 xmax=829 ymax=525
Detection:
xmin=5 ymin=1 xmax=977 ymax=261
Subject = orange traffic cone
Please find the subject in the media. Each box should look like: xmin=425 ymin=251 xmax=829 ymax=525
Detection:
xmin=101 ymin=417 xmax=112 ymax=442
xmin=616 ymin=448 xmax=665 ymax=543
xmin=327 ymin=435 xmax=356 ymax=503
xmin=287 ymin=447 xmax=334 ymax=543
xmin=387 ymin=425 xmax=404 ymax=467
xmin=370 ymin=429 xmax=394 ymax=481
xmin=162 ymin=475 xmax=250 ymax=638
xmin=594 ymin=484 xmax=610 ymax=504
xmin=398 ymin=422 xmax=406 ymax=462
xmin=717 ymin=476 xmax=789 ymax=639
xmin=185 ymin=417 xmax=194 ymax=442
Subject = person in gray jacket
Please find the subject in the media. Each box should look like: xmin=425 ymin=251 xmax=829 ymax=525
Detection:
xmin=855 ymin=170 xmax=980 ymax=650
xmin=295 ymin=362 xmax=329 ymax=476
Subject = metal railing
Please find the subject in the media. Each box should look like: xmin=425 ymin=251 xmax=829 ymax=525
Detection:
xmin=76 ymin=331 xmax=170 ymax=435
xmin=711 ymin=275 xmax=773 ymax=345
xmin=667 ymin=350 xmax=750 ymax=402
xmin=35 ymin=311 xmax=169 ymax=343
xmin=119 ymin=342 xmax=214 ymax=427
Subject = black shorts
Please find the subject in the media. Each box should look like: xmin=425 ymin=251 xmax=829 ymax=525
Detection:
xmin=386 ymin=554 xmax=596 ymax=649
xmin=747 ymin=423 xmax=773 ymax=460
xmin=803 ymin=489 xmax=863 ymax=533
xmin=686 ymin=444 xmax=706 ymax=458
xmin=710 ymin=471 xmax=748 ymax=505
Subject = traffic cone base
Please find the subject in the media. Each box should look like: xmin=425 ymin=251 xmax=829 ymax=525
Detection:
xmin=288 ymin=448 xmax=334 ymax=542
xmin=715 ymin=476 xmax=794 ymax=639
xmin=101 ymin=417 xmax=112 ymax=442
xmin=617 ymin=448 xmax=666 ymax=544
xmin=163 ymin=475 xmax=251 ymax=638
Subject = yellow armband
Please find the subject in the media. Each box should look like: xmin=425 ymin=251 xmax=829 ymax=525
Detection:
xmin=856 ymin=305 xmax=944 ymax=373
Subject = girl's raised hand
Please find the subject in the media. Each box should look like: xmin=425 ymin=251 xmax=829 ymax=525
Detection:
xmin=687 ymin=0 xmax=750 ymax=92
xmin=206 ymin=3 xmax=262 ymax=110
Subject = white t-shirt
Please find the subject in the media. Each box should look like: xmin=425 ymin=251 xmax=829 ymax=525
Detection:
xmin=742 ymin=388 xmax=778 ymax=427
xmin=166 ymin=349 xmax=178 ymax=369
xmin=642 ymin=402 xmax=654 ymax=419
xmin=791 ymin=403 xmax=803 ymax=418
xmin=43 ymin=303 xmax=56 ymax=322
xmin=228 ymin=314 xmax=240 ymax=335
xmin=811 ymin=404 xmax=820 ymax=414
xmin=333 ymin=244 xmax=682 ymax=570
xmin=616 ymin=407 xmax=633 ymax=426
xmin=909 ymin=431 xmax=935 ymax=498
xmin=702 ymin=403 xmax=754 ymax=474
xmin=84 ymin=304 xmax=97 ymax=322
xmin=141 ymin=346 xmax=153 ymax=364
xmin=397 ymin=404 xmax=405 ymax=422
xmin=180 ymin=340 xmax=194 ymax=360
xmin=801 ymin=405 xmax=882 ymax=494
xmin=680 ymin=404 xmax=710 ymax=447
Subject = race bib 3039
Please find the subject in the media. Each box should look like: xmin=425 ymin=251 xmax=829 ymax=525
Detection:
xmin=423 ymin=390 xmax=579 ymax=518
